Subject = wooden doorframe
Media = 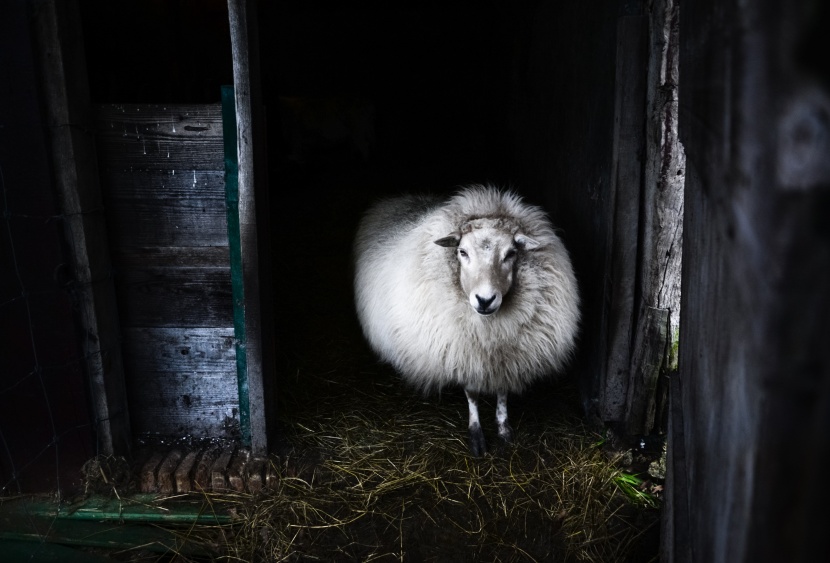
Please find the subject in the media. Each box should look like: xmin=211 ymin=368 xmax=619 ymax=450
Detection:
xmin=227 ymin=0 xmax=275 ymax=456
xmin=32 ymin=0 xmax=276 ymax=456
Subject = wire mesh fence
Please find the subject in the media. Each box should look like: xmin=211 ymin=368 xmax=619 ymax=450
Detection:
xmin=0 ymin=159 xmax=100 ymax=498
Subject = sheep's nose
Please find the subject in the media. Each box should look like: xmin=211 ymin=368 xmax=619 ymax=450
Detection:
xmin=475 ymin=294 xmax=496 ymax=309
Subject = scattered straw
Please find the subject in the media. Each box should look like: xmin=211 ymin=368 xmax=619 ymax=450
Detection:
xmin=81 ymin=454 xmax=133 ymax=497
xmin=85 ymin=334 xmax=660 ymax=562
xmin=217 ymin=341 xmax=661 ymax=563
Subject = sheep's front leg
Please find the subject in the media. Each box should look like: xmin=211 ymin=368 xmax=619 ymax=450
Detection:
xmin=465 ymin=388 xmax=487 ymax=456
xmin=496 ymin=391 xmax=514 ymax=444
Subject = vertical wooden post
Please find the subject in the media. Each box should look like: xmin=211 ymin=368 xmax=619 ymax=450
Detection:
xmin=667 ymin=0 xmax=830 ymax=560
xmin=602 ymin=15 xmax=648 ymax=422
xmin=227 ymin=0 xmax=274 ymax=455
xmin=221 ymin=85 xmax=252 ymax=447
xmin=30 ymin=0 xmax=130 ymax=456
xmin=624 ymin=0 xmax=684 ymax=436
xmin=605 ymin=3 xmax=685 ymax=436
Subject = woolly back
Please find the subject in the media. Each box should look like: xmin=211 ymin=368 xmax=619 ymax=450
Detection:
xmin=354 ymin=185 xmax=580 ymax=395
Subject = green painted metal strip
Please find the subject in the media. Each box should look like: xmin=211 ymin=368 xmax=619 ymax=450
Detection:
xmin=0 ymin=495 xmax=233 ymax=556
xmin=0 ymin=495 xmax=234 ymax=524
xmin=221 ymin=85 xmax=251 ymax=448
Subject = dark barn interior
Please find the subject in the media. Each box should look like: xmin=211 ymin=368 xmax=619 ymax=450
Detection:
xmin=74 ymin=0 xmax=615 ymax=455
xmin=2 ymin=0 xmax=830 ymax=561
xmin=73 ymin=0 xmax=531 ymax=446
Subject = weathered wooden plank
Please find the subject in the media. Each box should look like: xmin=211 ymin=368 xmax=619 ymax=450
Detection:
xmin=129 ymin=392 xmax=239 ymax=440
xmin=113 ymin=246 xmax=230 ymax=269
xmin=663 ymin=372 xmax=691 ymax=563
xmin=671 ymin=1 xmax=830 ymax=561
xmin=115 ymin=268 xmax=233 ymax=328
xmin=122 ymin=328 xmax=239 ymax=438
xmin=121 ymin=328 xmax=236 ymax=371
xmin=625 ymin=0 xmax=684 ymax=437
xmin=602 ymin=15 xmax=648 ymax=422
xmin=100 ymin=169 xmax=225 ymax=200
xmin=95 ymin=104 xmax=223 ymax=171
xmin=96 ymin=142 xmax=224 ymax=171
xmin=111 ymin=241 xmax=232 ymax=326
xmin=96 ymin=104 xmax=223 ymax=132
xmin=624 ymin=307 xmax=669 ymax=435
xmin=105 ymin=197 xmax=229 ymax=248
xmin=126 ymin=376 xmax=240 ymax=437
xmin=92 ymin=100 xmax=238 ymax=443
xmin=228 ymin=0 xmax=274 ymax=456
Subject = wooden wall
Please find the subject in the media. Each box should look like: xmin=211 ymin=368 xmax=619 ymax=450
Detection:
xmin=509 ymin=0 xmax=683 ymax=437
xmin=95 ymin=105 xmax=241 ymax=442
xmin=509 ymin=0 xmax=620 ymax=425
xmin=664 ymin=0 xmax=830 ymax=561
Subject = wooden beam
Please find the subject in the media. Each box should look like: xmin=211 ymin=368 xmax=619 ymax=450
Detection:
xmin=662 ymin=374 xmax=692 ymax=563
xmin=624 ymin=306 xmax=669 ymax=434
xmin=221 ymin=86 xmax=251 ymax=448
xmin=602 ymin=15 xmax=649 ymax=422
xmin=30 ymin=0 xmax=130 ymax=456
xmin=672 ymin=0 xmax=830 ymax=560
xmin=227 ymin=0 xmax=274 ymax=456
xmin=626 ymin=0 xmax=684 ymax=436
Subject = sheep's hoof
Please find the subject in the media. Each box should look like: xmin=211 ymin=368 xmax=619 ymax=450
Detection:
xmin=498 ymin=422 xmax=514 ymax=445
xmin=468 ymin=424 xmax=487 ymax=457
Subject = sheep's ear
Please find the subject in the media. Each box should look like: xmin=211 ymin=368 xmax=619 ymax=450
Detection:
xmin=515 ymin=233 xmax=540 ymax=250
xmin=434 ymin=233 xmax=461 ymax=247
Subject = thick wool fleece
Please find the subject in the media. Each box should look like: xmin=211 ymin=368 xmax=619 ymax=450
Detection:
xmin=353 ymin=185 xmax=580 ymax=395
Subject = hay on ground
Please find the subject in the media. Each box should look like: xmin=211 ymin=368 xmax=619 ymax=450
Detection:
xmin=221 ymin=349 xmax=661 ymax=563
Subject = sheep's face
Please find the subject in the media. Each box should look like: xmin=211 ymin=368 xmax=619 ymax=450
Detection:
xmin=435 ymin=225 xmax=539 ymax=316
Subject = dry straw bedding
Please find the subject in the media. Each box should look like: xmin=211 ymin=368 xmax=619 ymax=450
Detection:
xmin=77 ymin=338 xmax=659 ymax=562
xmin=220 ymin=348 xmax=660 ymax=563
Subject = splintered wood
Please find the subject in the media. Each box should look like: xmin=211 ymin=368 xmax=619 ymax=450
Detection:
xmin=139 ymin=447 xmax=274 ymax=493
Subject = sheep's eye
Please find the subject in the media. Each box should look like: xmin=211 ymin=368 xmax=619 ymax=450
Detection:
xmin=458 ymin=249 xmax=468 ymax=258
xmin=504 ymin=249 xmax=517 ymax=261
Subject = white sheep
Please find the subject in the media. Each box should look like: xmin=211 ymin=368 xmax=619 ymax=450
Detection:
xmin=353 ymin=185 xmax=580 ymax=455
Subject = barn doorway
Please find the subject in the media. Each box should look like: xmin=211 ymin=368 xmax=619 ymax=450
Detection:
xmin=6 ymin=0 xmax=829 ymax=561
xmin=260 ymin=0 xmax=684 ymax=447
xmin=75 ymin=0 xmax=684 ymax=459
xmin=76 ymin=0 xmax=683 ymax=502
xmin=2 ymin=0 xmax=682 ymax=559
